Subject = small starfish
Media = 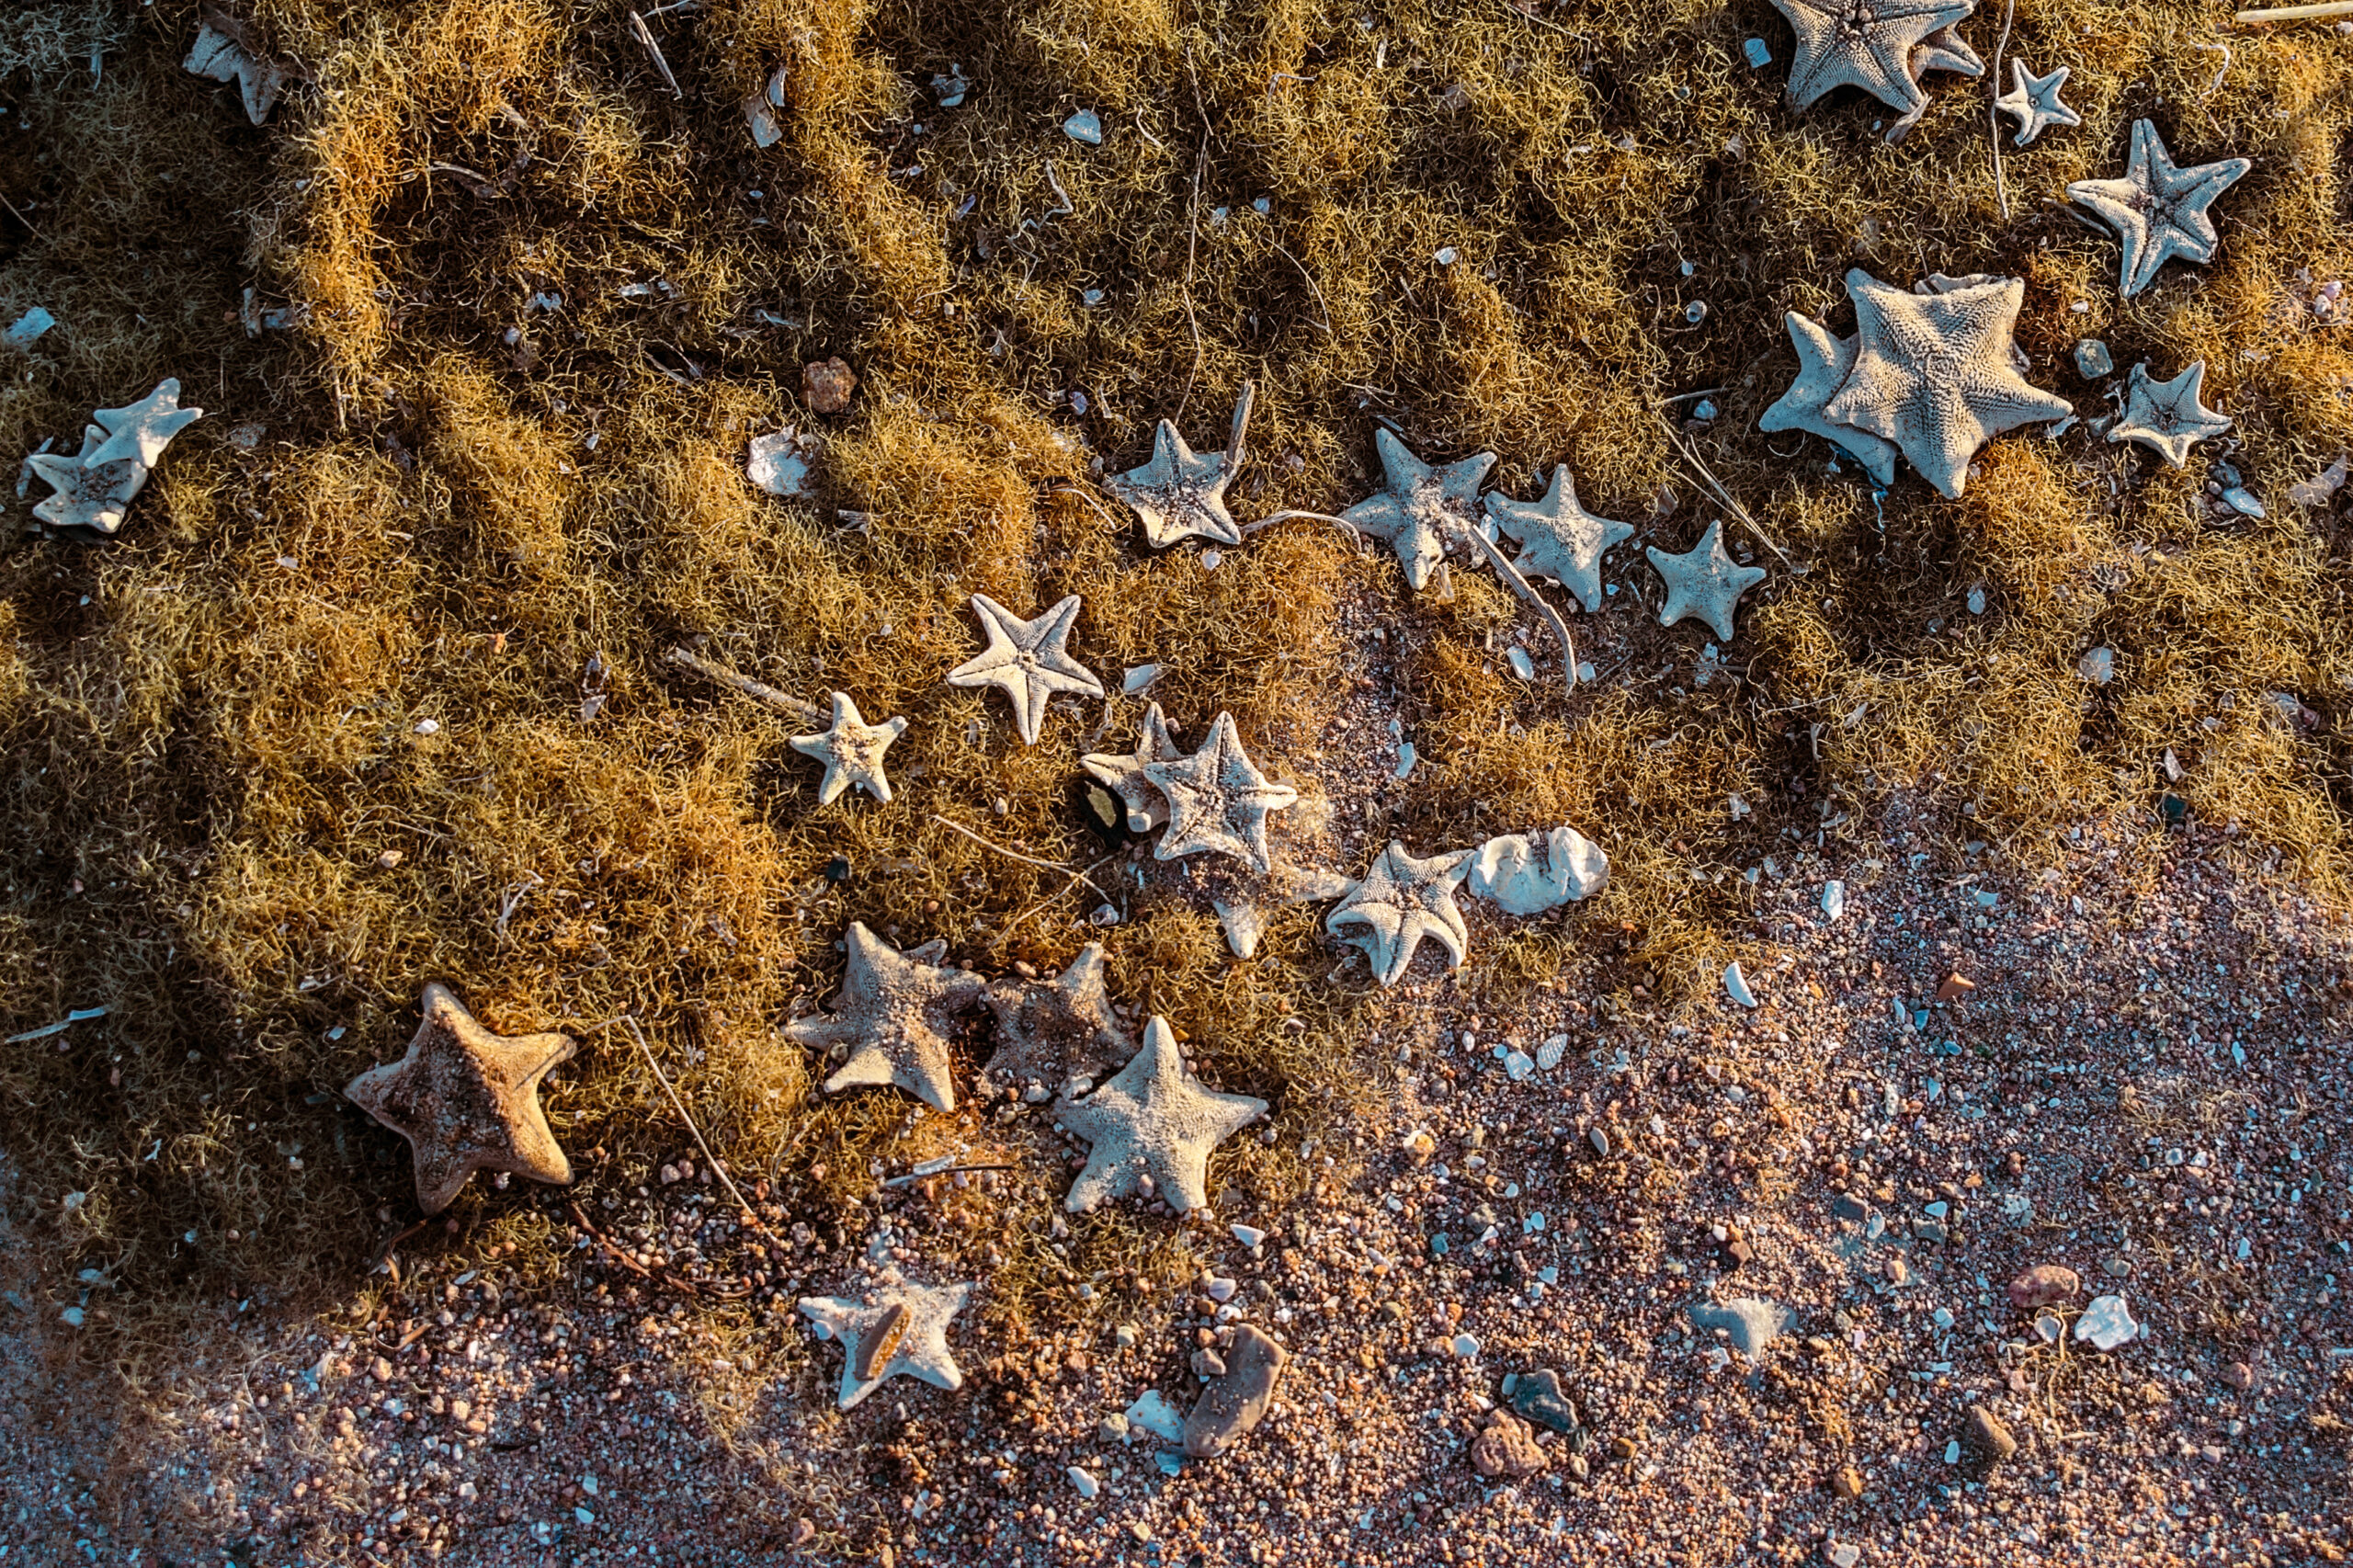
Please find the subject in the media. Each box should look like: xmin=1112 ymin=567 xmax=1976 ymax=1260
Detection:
xmin=1144 ymin=711 xmax=1298 ymax=876
xmin=344 ymin=983 xmax=577 ymax=1215
xmin=1757 ymin=312 xmax=1901 ymax=488
xmin=1057 ymin=1017 xmax=1267 ymax=1214
xmin=982 ymin=942 xmax=1133 ymax=1092
xmin=1483 ymin=466 xmax=1633 ymax=614
xmin=185 ymin=13 xmax=290 ymax=125
xmin=1340 ymin=429 xmax=1496 ymax=591
xmin=1080 ymin=702 xmax=1184 ymax=832
xmin=2109 ymin=360 xmax=2232 ymax=468
xmin=1770 ymin=0 xmax=1975 ymax=119
xmin=85 ymin=379 xmax=204 ymax=471
xmin=1994 ymin=60 xmax=2079 ymax=146
xmin=2067 ymin=119 xmax=2252 ymax=299
xmin=1107 ymin=383 xmax=1253 ymax=549
xmin=790 ymin=692 xmax=907 ymax=805
xmin=1820 ymin=269 xmax=2072 ymax=498
xmin=1646 ymin=520 xmax=1769 ymax=641
xmin=944 ymin=593 xmax=1106 ymax=745
xmin=785 ymin=922 xmax=986 ymax=1114
xmin=798 ymin=1275 xmax=974 ymax=1410
xmin=1326 ymin=840 xmax=1476 ymax=987
xmin=1211 ymin=863 xmax=1356 ymax=960
xmin=27 ymin=426 xmax=149 ymax=536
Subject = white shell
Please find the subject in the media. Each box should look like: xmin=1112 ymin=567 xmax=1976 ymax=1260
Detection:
xmin=1722 ymin=960 xmax=1758 ymax=1008
xmin=1465 ymin=825 xmax=1608 ymax=915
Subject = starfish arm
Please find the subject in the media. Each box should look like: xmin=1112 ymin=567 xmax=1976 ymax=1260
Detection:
xmin=1438 ymin=451 xmax=1499 ymax=505
xmin=1371 ymin=427 xmax=1434 ymax=495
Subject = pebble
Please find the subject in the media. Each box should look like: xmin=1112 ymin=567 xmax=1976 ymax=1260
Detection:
xmin=1098 ymin=1413 xmax=1130 ymax=1442
xmin=1587 ymin=1126 xmax=1611 ymax=1157
xmin=1449 ymin=1333 xmax=1482 ymax=1359
xmin=1066 ymin=1465 xmax=1100 ymax=1499
xmin=1687 ymin=1298 xmax=1790 ymax=1356
xmin=1509 ymin=1368 xmax=1580 ymax=1435
xmin=1125 ymin=1390 xmax=1186 ymax=1445
xmin=1885 ymin=1256 xmax=1910 ymax=1286
xmin=1230 ymin=1224 xmax=1267 ymax=1249
xmin=1826 ymin=1545 xmax=1861 ymax=1568
xmin=1832 ymin=1467 xmax=1864 ymax=1499
xmin=2078 ymin=646 xmax=2115 ymax=685
xmin=1470 ymin=1410 xmax=1548 ymax=1479
xmin=2074 ymin=337 xmax=2114 ymax=378
xmin=2223 ymin=1360 xmax=2256 ymax=1392
xmin=1191 ymin=1348 xmax=1226 ymax=1379
xmin=2076 ymin=1293 xmax=2139 ymax=1351
xmin=2007 ymin=1264 xmax=2080 ymax=1310
xmin=1182 ymin=1325 xmax=1287 ymax=1458
xmin=1966 ymin=1405 xmax=2017 ymax=1465
xmin=1063 ymin=110 xmax=1103 ymax=144
xmin=1504 ymin=1049 xmax=1535 ymax=1081
xmin=1821 ymin=880 xmax=1845 ymax=920
xmin=1506 ymin=645 xmax=1536 ymax=681
xmin=1722 ymin=960 xmax=1758 ymax=1008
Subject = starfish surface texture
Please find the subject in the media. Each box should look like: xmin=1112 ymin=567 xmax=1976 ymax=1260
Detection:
xmin=945 ymin=593 xmax=1105 ymax=744
xmin=790 ymin=692 xmax=908 ymax=805
xmin=1483 ymin=466 xmax=1633 ymax=613
xmin=1107 ymin=383 xmax=1253 ymax=549
xmin=1647 ymin=521 xmax=1769 ymax=641
xmin=1058 ymin=1017 xmax=1267 ymax=1213
xmin=786 ymin=922 xmax=986 ymax=1113
xmin=1770 ymin=0 xmax=1976 ymax=119
xmin=1758 ymin=313 xmax=1901 ymax=488
xmin=1326 ymin=840 xmax=1476 ymax=987
xmin=982 ymin=942 xmax=1133 ymax=1093
xmin=798 ymin=1276 xmax=974 ymax=1409
xmin=344 ymin=983 xmax=577 ymax=1214
xmin=1080 ymin=702 xmax=1183 ymax=832
xmin=2067 ymin=119 xmax=2252 ymax=298
xmin=1340 ymin=429 xmax=1495 ymax=591
xmin=27 ymin=426 xmax=149 ymax=536
xmin=85 ymin=378 xmax=205 ymax=471
xmin=2109 ymin=360 xmax=2232 ymax=467
xmin=1994 ymin=60 xmax=2079 ymax=146
xmin=1144 ymin=711 xmax=1298 ymax=875
xmin=1819 ymin=270 xmax=2072 ymax=497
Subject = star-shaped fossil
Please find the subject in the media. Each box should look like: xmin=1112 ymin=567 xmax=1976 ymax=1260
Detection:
xmin=1212 ymin=863 xmax=1357 ymax=960
xmin=27 ymin=426 xmax=149 ymax=536
xmin=2067 ymin=119 xmax=2252 ymax=299
xmin=983 ymin=942 xmax=1133 ymax=1094
xmin=1340 ymin=429 xmax=1496 ymax=591
xmin=1144 ymin=711 xmax=1298 ymax=876
xmin=1770 ymin=0 xmax=1976 ymax=119
xmin=785 ymin=922 xmax=987 ymax=1114
xmin=2109 ymin=360 xmax=2232 ymax=468
xmin=1646 ymin=520 xmax=1769 ymax=641
xmin=1058 ymin=1017 xmax=1267 ymax=1214
xmin=1995 ymin=60 xmax=2079 ymax=146
xmin=945 ymin=593 xmax=1106 ymax=745
xmin=1819 ymin=269 xmax=2072 ymax=498
xmin=344 ymin=983 xmax=577 ymax=1215
xmin=1757 ymin=312 xmax=1901 ymax=488
xmin=798 ymin=1275 xmax=974 ymax=1410
xmin=1080 ymin=702 xmax=1183 ymax=833
xmin=1483 ymin=465 xmax=1634 ymax=614
xmin=789 ymin=692 xmax=907 ymax=805
xmin=85 ymin=379 xmax=205 ymax=471
xmin=1326 ymin=840 xmax=1476 ymax=987
xmin=1107 ymin=382 xmax=1254 ymax=550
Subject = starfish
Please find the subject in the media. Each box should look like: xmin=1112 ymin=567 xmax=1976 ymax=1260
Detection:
xmin=1057 ymin=1017 xmax=1267 ymax=1214
xmin=1994 ymin=60 xmax=2079 ymax=146
xmin=1769 ymin=0 xmax=1975 ymax=118
xmin=982 ymin=942 xmax=1133 ymax=1093
xmin=2067 ymin=119 xmax=2252 ymax=299
xmin=2109 ymin=360 xmax=2232 ymax=467
xmin=1144 ymin=711 xmax=1298 ymax=875
xmin=1080 ymin=702 xmax=1184 ymax=833
xmin=1483 ymin=466 xmax=1633 ymax=614
xmin=344 ymin=983 xmax=577 ymax=1215
xmin=944 ymin=593 xmax=1106 ymax=745
xmin=1211 ymin=863 xmax=1357 ymax=960
xmin=790 ymin=692 xmax=907 ymax=805
xmin=798 ymin=1275 xmax=974 ymax=1410
xmin=185 ymin=12 xmax=291 ymax=125
xmin=27 ymin=426 xmax=149 ymax=536
xmin=784 ymin=922 xmax=987 ymax=1114
xmin=1326 ymin=840 xmax=1476 ymax=987
xmin=85 ymin=379 xmax=204 ymax=471
xmin=1819 ymin=270 xmax=2073 ymax=498
xmin=1340 ymin=429 xmax=1496 ymax=591
xmin=1646 ymin=520 xmax=1769 ymax=641
xmin=1757 ymin=312 xmax=1901 ymax=488
xmin=1107 ymin=383 xmax=1253 ymax=549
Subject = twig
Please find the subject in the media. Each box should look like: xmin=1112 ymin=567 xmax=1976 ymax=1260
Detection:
xmin=569 ymin=1200 xmax=748 ymax=1300
xmin=369 ymin=1221 xmax=427 ymax=1282
xmin=883 ymin=1162 xmax=1017 ymax=1188
xmin=2190 ymin=40 xmax=2233 ymax=95
xmin=605 ymin=1014 xmax=765 ymax=1232
xmin=1456 ymin=521 xmax=1581 ymax=697
xmin=1990 ymin=0 xmax=2017 ymax=221
xmin=495 ymin=871 xmax=543 ymax=938
xmin=627 ymin=11 xmax=683 ymax=98
xmin=1657 ymin=415 xmax=1799 ymax=572
xmin=1177 ymin=138 xmax=1209 ymax=419
xmin=928 ymin=815 xmax=1118 ymax=905
xmin=1224 ymin=380 xmax=1256 ymax=473
xmin=2234 ymin=0 xmax=2353 ymax=19
xmin=664 ymin=645 xmax=827 ymax=722
xmin=0 ymin=193 xmax=46 ymax=239
xmin=1490 ymin=0 xmax=1579 ymax=37
xmin=1266 ymin=238 xmax=1335 ymax=334
xmin=1041 ymin=160 xmax=1074 ymax=222
xmin=1242 ymin=507 xmax=1364 ymax=543
xmin=1661 ymin=386 xmax=1727 ymax=405
xmin=996 ymin=850 xmax=1123 ymax=939
xmin=1053 ymin=484 xmax=1128 ymax=534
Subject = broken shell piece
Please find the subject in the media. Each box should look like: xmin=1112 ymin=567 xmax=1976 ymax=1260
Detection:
xmin=1122 ymin=664 xmax=1162 ymax=694
xmin=185 ymin=8 xmax=291 ymax=126
xmin=2075 ymin=1293 xmax=2139 ymax=1351
xmin=27 ymin=425 xmax=147 ymax=537
xmin=745 ymin=64 xmax=789 ymax=148
xmin=1211 ymin=864 xmax=1356 ymax=959
xmin=1063 ymin=110 xmax=1104 ymax=144
xmin=1722 ymin=960 xmax=1758 ymax=1008
xmin=746 ymin=427 xmax=815 ymax=496
xmin=1464 ymin=826 xmax=1609 ymax=915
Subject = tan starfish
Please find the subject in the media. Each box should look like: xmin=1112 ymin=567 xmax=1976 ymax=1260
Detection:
xmin=1107 ymin=383 xmax=1254 ymax=550
xmin=1770 ymin=0 xmax=1976 ymax=121
xmin=785 ymin=923 xmax=986 ymax=1113
xmin=1144 ymin=711 xmax=1298 ymax=876
xmin=799 ymin=1274 xmax=974 ymax=1409
xmin=1326 ymin=840 xmax=1476 ymax=987
xmin=1058 ymin=1017 xmax=1267 ymax=1214
xmin=790 ymin=692 xmax=907 ymax=805
xmin=982 ymin=942 xmax=1133 ymax=1093
xmin=944 ymin=594 xmax=1105 ymax=745
xmin=2067 ymin=119 xmax=2252 ymax=300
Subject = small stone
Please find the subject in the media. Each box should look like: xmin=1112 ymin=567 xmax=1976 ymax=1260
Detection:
xmin=1885 ymin=1256 xmax=1910 ymax=1286
xmin=1607 ymin=1434 xmax=1638 ymax=1461
xmin=1066 ymin=1465 xmax=1100 ymax=1499
xmin=1825 ymin=1545 xmax=1861 ymax=1568
xmin=1231 ymin=1223 xmax=1267 ymax=1249
xmin=1182 ymin=1325 xmax=1287 ymax=1458
xmin=1587 ymin=1126 xmax=1611 ymax=1158
xmin=802 ymin=357 xmax=858 ymax=414
xmin=1125 ymin=1389 xmax=1187 ymax=1444
xmin=2007 ymin=1265 xmax=2080 ymax=1311
xmin=1063 ymin=109 xmax=1104 ymax=144
xmin=1470 ymin=1410 xmax=1548 ymax=1479
xmin=1506 ymin=645 xmax=1536 ymax=681
xmin=1820 ymin=880 xmax=1845 ymax=920
xmin=1832 ymin=1467 xmax=1864 ymax=1499
xmin=2075 ymin=1293 xmax=2139 ymax=1351
xmin=2220 ymin=485 xmax=2266 ymax=518
xmin=1191 ymin=1348 xmax=1226 ymax=1379
xmin=1832 ymin=1192 xmax=1870 ymax=1222
xmin=1966 ymin=1406 xmax=2017 ymax=1464
xmin=1503 ymin=1050 xmax=1535 ymax=1082
xmin=2078 ymin=646 xmax=2115 ymax=685
xmin=1098 ymin=1412 xmax=1131 ymax=1442
xmin=1722 ymin=960 xmax=1758 ymax=1008
xmin=2074 ymin=338 xmax=2113 ymax=379
xmin=1449 ymin=1333 xmax=1482 ymax=1359
xmin=2222 ymin=1360 xmax=2256 ymax=1392
xmin=1509 ymin=1369 xmax=1580 ymax=1435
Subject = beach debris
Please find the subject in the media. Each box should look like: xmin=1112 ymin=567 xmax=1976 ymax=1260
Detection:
xmin=1722 ymin=960 xmax=1759 ymax=1008
xmin=2109 ymin=360 xmax=2232 ymax=467
xmin=2077 ymin=646 xmax=2115 ymax=685
xmin=2074 ymin=338 xmax=2114 ymax=379
xmin=798 ymin=1276 xmax=973 ymax=1409
xmin=26 ymin=426 xmax=147 ymax=537
xmin=790 ymin=692 xmax=907 ymax=805
xmin=87 ymin=378 xmax=204 ymax=471
xmin=1510 ymin=1368 xmax=1583 ymax=1435
xmin=1647 ymin=520 xmax=1768 ymax=640
xmin=932 ymin=64 xmax=970 ymax=108
xmin=185 ymin=8 xmax=291 ymax=125
xmin=2288 ymin=454 xmax=2349 ymax=507
xmin=1121 ymin=664 xmax=1162 ymax=694
xmin=1081 ymin=702 xmax=1184 ymax=832
xmin=2067 ymin=119 xmax=2251 ymax=298
xmin=745 ymin=427 xmax=815 ymax=496
xmin=803 ymin=357 xmax=858 ymax=414
xmin=1327 ymin=841 xmax=1476 ymax=986
xmin=1108 ymin=382 xmax=1253 ymax=550
xmin=5 ymin=307 xmax=54 ymax=346
xmin=1465 ymin=825 xmax=1609 ymax=915
xmin=1145 ymin=711 xmax=1297 ymax=875
xmin=983 ymin=942 xmax=1132 ymax=1096
xmin=945 ymin=594 xmax=1105 ymax=745
xmin=785 ymin=923 xmax=987 ymax=1114
xmin=1688 ymin=1296 xmax=1791 ymax=1356
xmin=1822 ymin=880 xmax=1846 ymax=919
xmin=1769 ymin=0 xmax=1982 ymax=138
xmin=1183 ymin=1324 xmax=1288 ymax=1458
xmin=1483 ymin=465 xmax=1635 ymax=613
xmin=1063 ymin=109 xmax=1103 ymax=144
xmin=1058 ymin=1017 xmax=1267 ymax=1214
xmin=1994 ymin=60 xmax=2080 ymax=145
xmin=745 ymin=65 xmax=788 ymax=147
xmin=344 ymin=983 xmax=577 ymax=1215
xmin=1341 ymin=429 xmax=1495 ymax=591
xmin=2075 ymin=1292 xmax=2140 ymax=1350
xmin=2007 ymin=1264 xmax=2081 ymax=1310
xmin=1211 ymin=863 xmax=1356 ymax=959
xmin=1759 ymin=312 xmax=1902 ymax=487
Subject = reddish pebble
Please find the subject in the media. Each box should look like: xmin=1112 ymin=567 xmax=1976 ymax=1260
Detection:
xmin=2007 ymin=1264 xmax=2081 ymax=1310
xmin=803 ymin=357 xmax=858 ymax=413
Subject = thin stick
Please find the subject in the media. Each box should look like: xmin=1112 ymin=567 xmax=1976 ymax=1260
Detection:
xmin=1053 ymin=484 xmax=1127 ymax=534
xmin=2234 ymin=0 xmax=2353 ymax=18
xmin=1990 ymin=0 xmax=2017 ymax=221
xmin=1457 ymin=522 xmax=1581 ymax=697
xmin=1224 ymin=380 xmax=1256 ymax=472
xmin=0 ymin=193 xmax=45 ymax=239
xmin=1266 ymin=238 xmax=1335 ymax=334
xmin=1491 ymin=0 xmax=1579 ymax=37
xmin=606 ymin=1015 xmax=767 ymax=1233
xmin=664 ymin=645 xmax=826 ymax=722
xmin=1176 ymin=138 xmax=1208 ymax=420
xmin=928 ymin=814 xmax=1118 ymax=905
xmin=1241 ymin=507 xmax=1364 ymax=543
xmin=997 ymin=850 xmax=1124 ymax=939
xmin=1657 ymin=415 xmax=1799 ymax=572
xmin=882 ymin=1162 xmax=1017 ymax=1189
xmin=628 ymin=11 xmax=683 ymax=98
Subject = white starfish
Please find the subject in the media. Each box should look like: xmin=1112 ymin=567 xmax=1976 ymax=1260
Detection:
xmin=1994 ymin=60 xmax=2079 ymax=146
xmin=1769 ymin=0 xmax=1975 ymax=119
xmin=1483 ymin=466 xmax=1633 ymax=614
xmin=1144 ymin=712 xmax=1297 ymax=875
xmin=790 ymin=692 xmax=907 ymax=805
xmin=1057 ymin=1017 xmax=1267 ymax=1214
xmin=1340 ymin=429 xmax=1495 ymax=591
xmin=1326 ymin=840 xmax=1475 ymax=987
xmin=26 ymin=426 xmax=148 ymax=536
xmin=784 ymin=923 xmax=986 ymax=1113
xmin=85 ymin=379 xmax=204 ymax=471
xmin=798 ymin=1275 xmax=974 ymax=1410
xmin=1646 ymin=520 xmax=1768 ymax=641
xmin=2109 ymin=360 xmax=2232 ymax=468
xmin=1757 ymin=312 xmax=1901 ymax=488
xmin=1080 ymin=702 xmax=1184 ymax=832
xmin=2067 ymin=119 xmax=2251 ymax=299
xmin=1107 ymin=383 xmax=1253 ymax=549
xmin=944 ymin=594 xmax=1105 ymax=745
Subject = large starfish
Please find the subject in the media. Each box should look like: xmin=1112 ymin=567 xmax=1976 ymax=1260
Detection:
xmin=344 ymin=983 xmax=577 ymax=1215
xmin=27 ymin=426 xmax=149 ymax=536
xmin=1080 ymin=702 xmax=1184 ymax=833
xmin=1994 ymin=60 xmax=2079 ymax=146
xmin=790 ymin=692 xmax=907 ymax=805
xmin=1819 ymin=270 xmax=2072 ymax=498
xmin=982 ymin=942 xmax=1133 ymax=1093
xmin=944 ymin=593 xmax=1106 ymax=745
xmin=2109 ymin=360 xmax=2232 ymax=468
xmin=1483 ymin=466 xmax=1633 ymax=614
xmin=1647 ymin=520 xmax=1769 ymax=642
xmin=2067 ymin=119 xmax=2252 ymax=299
xmin=1144 ymin=711 xmax=1298 ymax=876
xmin=799 ymin=1274 xmax=974 ymax=1410
xmin=1057 ymin=1017 xmax=1267 ymax=1214
xmin=1107 ymin=383 xmax=1253 ymax=550
xmin=785 ymin=923 xmax=986 ymax=1113
xmin=1326 ymin=840 xmax=1476 ymax=987
xmin=1769 ymin=0 xmax=1975 ymax=118
xmin=85 ymin=378 xmax=205 ymax=471
xmin=1340 ymin=429 xmax=1495 ymax=591
xmin=1758 ymin=312 xmax=1901 ymax=488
